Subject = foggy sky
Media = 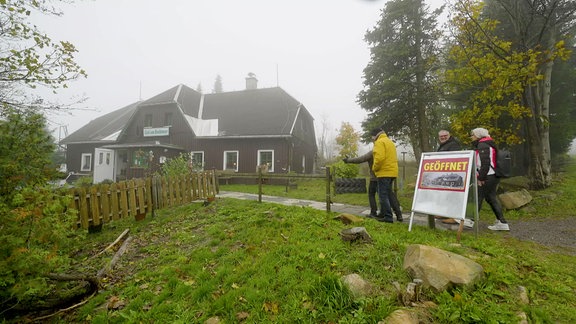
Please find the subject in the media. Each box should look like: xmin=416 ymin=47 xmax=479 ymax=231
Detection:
xmin=32 ymin=0 xmax=444 ymax=142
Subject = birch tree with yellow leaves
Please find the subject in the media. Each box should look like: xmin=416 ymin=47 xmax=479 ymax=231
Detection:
xmin=445 ymin=0 xmax=576 ymax=189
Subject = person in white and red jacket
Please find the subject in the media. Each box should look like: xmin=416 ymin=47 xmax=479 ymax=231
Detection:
xmin=470 ymin=127 xmax=509 ymax=231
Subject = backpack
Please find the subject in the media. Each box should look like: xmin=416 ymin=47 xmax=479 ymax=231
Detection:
xmin=494 ymin=149 xmax=512 ymax=178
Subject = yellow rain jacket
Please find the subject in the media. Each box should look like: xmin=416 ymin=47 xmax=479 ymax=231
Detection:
xmin=372 ymin=132 xmax=398 ymax=178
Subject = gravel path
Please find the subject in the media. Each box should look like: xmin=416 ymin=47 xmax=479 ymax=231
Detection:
xmin=479 ymin=218 xmax=576 ymax=255
xmin=507 ymin=218 xmax=576 ymax=255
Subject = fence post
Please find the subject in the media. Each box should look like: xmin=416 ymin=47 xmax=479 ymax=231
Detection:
xmin=325 ymin=166 xmax=331 ymax=213
xmin=90 ymin=186 xmax=101 ymax=227
xmin=209 ymin=170 xmax=217 ymax=196
xmin=150 ymin=177 xmax=157 ymax=218
xmin=258 ymin=167 xmax=263 ymax=203
xmin=77 ymin=187 xmax=89 ymax=229
xmin=110 ymin=182 xmax=119 ymax=220
xmin=100 ymin=183 xmax=111 ymax=223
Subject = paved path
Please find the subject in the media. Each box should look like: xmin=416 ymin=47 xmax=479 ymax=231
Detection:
xmin=217 ymin=191 xmax=468 ymax=231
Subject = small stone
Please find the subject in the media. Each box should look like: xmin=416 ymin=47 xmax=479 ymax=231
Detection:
xmin=205 ymin=317 xmax=220 ymax=324
xmin=517 ymin=286 xmax=530 ymax=304
xmin=381 ymin=309 xmax=419 ymax=324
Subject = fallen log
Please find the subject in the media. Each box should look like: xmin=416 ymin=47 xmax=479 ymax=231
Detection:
xmin=4 ymin=231 xmax=134 ymax=320
xmin=46 ymin=273 xmax=99 ymax=290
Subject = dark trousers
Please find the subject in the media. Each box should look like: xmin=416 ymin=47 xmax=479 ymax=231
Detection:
xmin=478 ymin=175 xmax=506 ymax=223
xmin=368 ymin=180 xmax=378 ymax=215
xmin=377 ymin=177 xmax=394 ymax=220
xmin=370 ymin=179 xmax=402 ymax=219
xmin=390 ymin=178 xmax=403 ymax=219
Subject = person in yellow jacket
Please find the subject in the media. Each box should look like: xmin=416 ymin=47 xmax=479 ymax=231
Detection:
xmin=371 ymin=127 xmax=399 ymax=223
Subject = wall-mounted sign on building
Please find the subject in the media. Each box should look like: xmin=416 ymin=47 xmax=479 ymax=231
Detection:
xmin=143 ymin=127 xmax=170 ymax=137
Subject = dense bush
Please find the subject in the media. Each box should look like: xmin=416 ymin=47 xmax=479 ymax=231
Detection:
xmin=0 ymin=108 xmax=84 ymax=310
xmin=0 ymin=187 xmax=82 ymax=307
xmin=331 ymin=160 xmax=360 ymax=179
xmin=0 ymin=108 xmax=57 ymax=196
xmin=158 ymin=153 xmax=192 ymax=177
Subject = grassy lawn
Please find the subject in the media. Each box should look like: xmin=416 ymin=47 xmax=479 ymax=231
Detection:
xmin=40 ymin=162 xmax=575 ymax=323
xmin=218 ymin=160 xmax=421 ymax=211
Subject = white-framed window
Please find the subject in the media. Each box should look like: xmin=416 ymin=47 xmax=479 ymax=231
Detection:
xmin=190 ymin=151 xmax=204 ymax=172
xmin=81 ymin=153 xmax=92 ymax=172
xmin=257 ymin=150 xmax=274 ymax=172
xmin=223 ymin=151 xmax=239 ymax=171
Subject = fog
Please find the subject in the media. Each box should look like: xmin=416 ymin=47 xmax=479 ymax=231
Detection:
xmin=30 ymin=0 xmax=444 ymax=148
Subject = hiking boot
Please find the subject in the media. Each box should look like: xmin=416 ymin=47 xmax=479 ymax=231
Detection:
xmin=367 ymin=213 xmax=378 ymax=219
xmin=377 ymin=216 xmax=394 ymax=223
xmin=396 ymin=216 xmax=403 ymax=222
xmin=488 ymin=221 xmax=510 ymax=231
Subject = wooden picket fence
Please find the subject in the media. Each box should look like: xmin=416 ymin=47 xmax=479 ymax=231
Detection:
xmin=70 ymin=170 xmax=218 ymax=229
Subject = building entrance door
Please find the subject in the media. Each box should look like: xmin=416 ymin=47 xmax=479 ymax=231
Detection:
xmin=93 ymin=148 xmax=115 ymax=183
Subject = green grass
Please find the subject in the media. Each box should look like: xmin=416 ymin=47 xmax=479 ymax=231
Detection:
xmin=38 ymin=162 xmax=576 ymax=323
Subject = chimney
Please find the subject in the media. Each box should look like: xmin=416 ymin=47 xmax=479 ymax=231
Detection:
xmin=245 ymin=72 xmax=258 ymax=90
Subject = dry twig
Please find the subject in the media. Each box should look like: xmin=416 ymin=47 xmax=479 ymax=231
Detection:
xmin=97 ymin=236 xmax=133 ymax=280
xmin=91 ymin=228 xmax=130 ymax=259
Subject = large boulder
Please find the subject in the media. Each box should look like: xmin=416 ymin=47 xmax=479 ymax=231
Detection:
xmin=403 ymin=244 xmax=484 ymax=291
xmin=498 ymin=189 xmax=532 ymax=210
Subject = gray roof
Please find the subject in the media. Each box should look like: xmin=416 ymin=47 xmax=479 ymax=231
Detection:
xmin=140 ymin=84 xmax=202 ymax=118
xmin=203 ymin=87 xmax=303 ymax=136
xmin=62 ymin=84 xmax=311 ymax=143
xmin=61 ymin=101 xmax=139 ymax=144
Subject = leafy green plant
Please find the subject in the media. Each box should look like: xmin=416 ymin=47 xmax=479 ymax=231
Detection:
xmin=332 ymin=160 xmax=360 ymax=179
xmin=0 ymin=109 xmax=87 ymax=312
xmin=158 ymin=153 xmax=191 ymax=177
xmin=0 ymin=186 xmax=83 ymax=309
xmin=307 ymin=275 xmax=356 ymax=321
xmin=73 ymin=176 xmax=94 ymax=187
xmin=0 ymin=108 xmax=57 ymax=197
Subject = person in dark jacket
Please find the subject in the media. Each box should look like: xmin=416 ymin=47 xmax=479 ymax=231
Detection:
xmin=435 ymin=130 xmax=464 ymax=224
xmin=470 ymin=127 xmax=509 ymax=231
xmin=343 ymin=150 xmax=403 ymax=221
xmin=437 ymin=130 xmax=462 ymax=152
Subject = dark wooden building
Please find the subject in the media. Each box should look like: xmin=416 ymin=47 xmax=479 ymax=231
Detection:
xmin=61 ymin=76 xmax=318 ymax=183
